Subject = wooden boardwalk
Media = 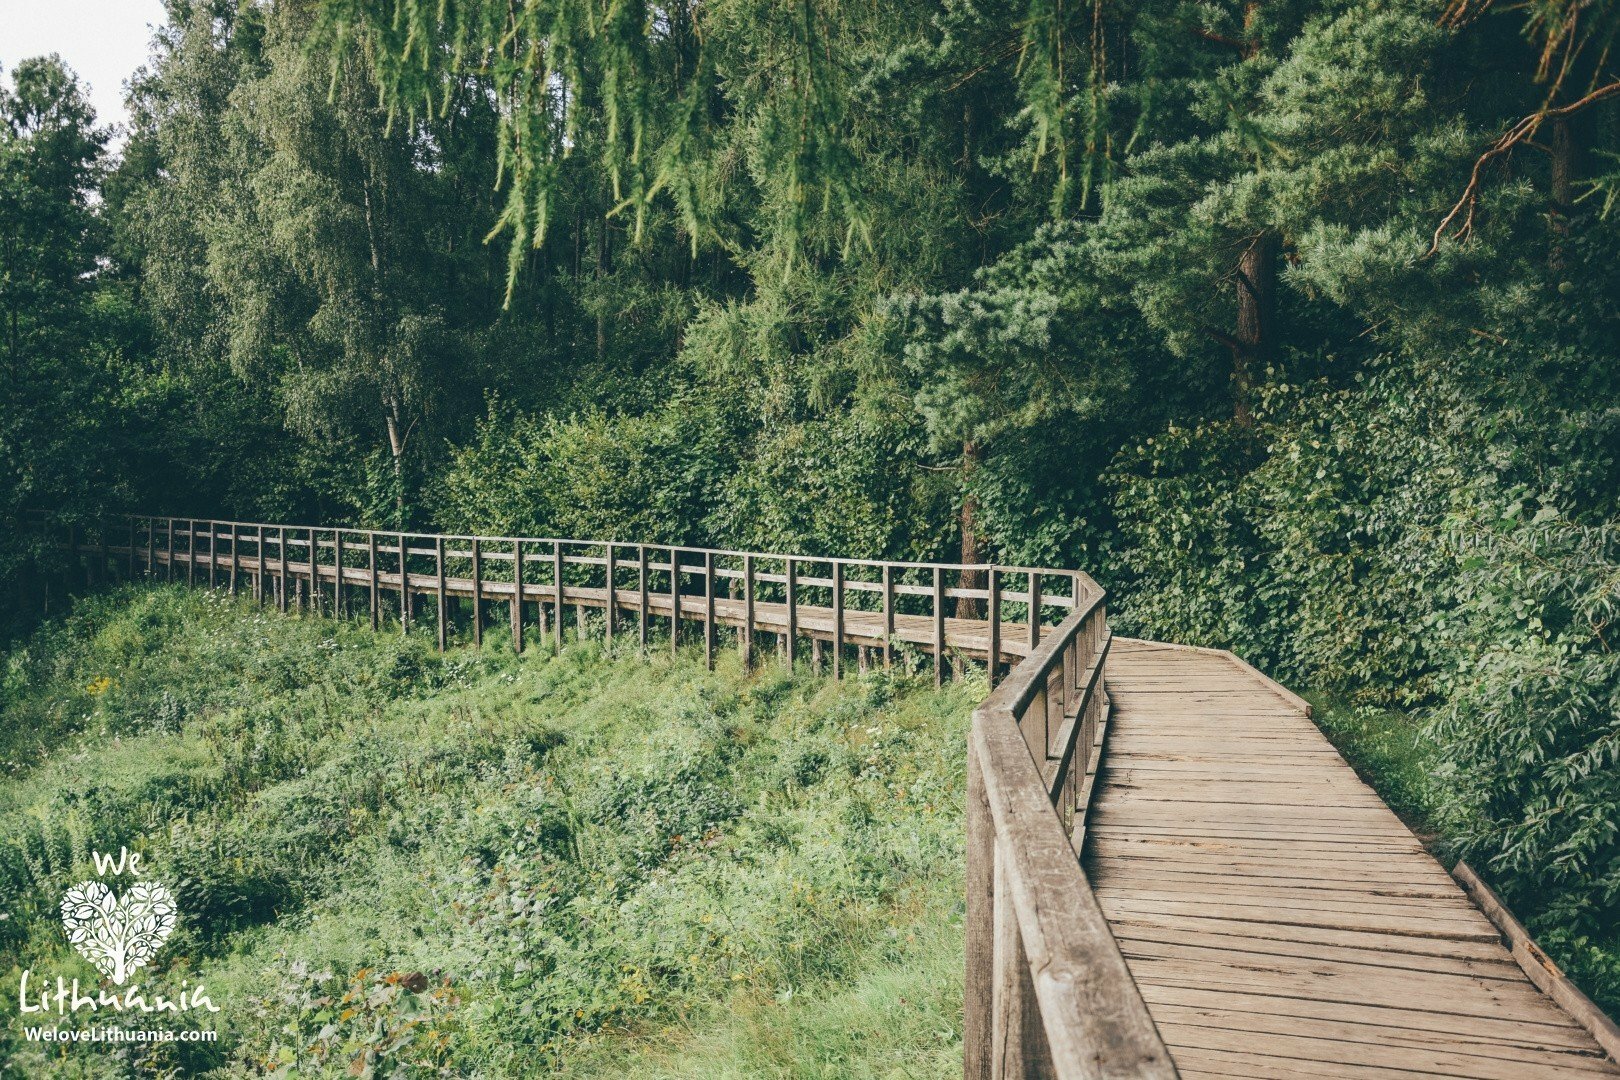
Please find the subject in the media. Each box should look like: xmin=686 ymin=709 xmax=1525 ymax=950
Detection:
xmin=1089 ymin=639 xmax=1620 ymax=1079
xmin=40 ymin=514 xmax=1620 ymax=1077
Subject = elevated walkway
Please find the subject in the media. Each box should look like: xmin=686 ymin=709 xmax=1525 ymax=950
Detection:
xmin=1092 ymin=639 xmax=1620 ymax=1079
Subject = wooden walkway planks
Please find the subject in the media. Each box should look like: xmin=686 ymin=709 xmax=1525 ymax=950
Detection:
xmin=1087 ymin=639 xmax=1620 ymax=1079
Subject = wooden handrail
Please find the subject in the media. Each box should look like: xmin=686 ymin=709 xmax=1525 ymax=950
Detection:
xmin=33 ymin=512 xmax=1087 ymax=674
xmin=963 ymin=594 xmax=1178 ymax=1079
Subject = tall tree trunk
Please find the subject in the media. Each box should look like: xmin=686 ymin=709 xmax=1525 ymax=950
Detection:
xmin=1549 ymin=116 xmax=1578 ymax=272
xmin=1231 ymin=231 xmax=1277 ymax=427
xmin=596 ymin=218 xmax=612 ymax=364
xmin=956 ymin=440 xmax=985 ymax=621
xmin=384 ymin=402 xmax=407 ymax=527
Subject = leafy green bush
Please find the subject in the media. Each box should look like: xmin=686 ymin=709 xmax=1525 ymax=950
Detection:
xmin=1426 ymin=520 xmax=1620 ymax=1009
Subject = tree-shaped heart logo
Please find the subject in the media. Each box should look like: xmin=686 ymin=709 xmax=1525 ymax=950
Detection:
xmin=60 ymin=879 xmax=178 ymax=985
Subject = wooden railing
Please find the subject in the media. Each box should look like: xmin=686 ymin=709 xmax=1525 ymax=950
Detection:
xmin=38 ymin=513 xmax=1088 ymax=684
xmin=35 ymin=510 xmax=1176 ymax=1075
xmin=964 ymin=584 xmax=1177 ymax=1078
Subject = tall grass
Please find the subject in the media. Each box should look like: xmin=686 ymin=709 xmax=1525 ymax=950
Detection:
xmin=0 ymin=587 xmax=973 ymax=1078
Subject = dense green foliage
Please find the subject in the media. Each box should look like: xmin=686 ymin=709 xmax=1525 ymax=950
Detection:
xmin=0 ymin=588 xmax=972 ymax=1077
xmin=4 ymin=0 xmax=1620 ymax=1026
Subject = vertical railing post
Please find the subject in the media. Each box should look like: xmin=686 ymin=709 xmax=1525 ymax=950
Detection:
xmin=228 ymin=523 xmax=239 ymax=595
xmin=882 ymin=564 xmax=894 ymax=672
xmin=669 ymin=547 xmax=681 ymax=657
xmin=604 ymin=542 xmax=616 ymax=650
xmin=991 ymin=848 xmax=1056 ymax=1079
xmin=511 ymin=539 xmax=524 ymax=653
xmin=256 ymin=525 xmax=266 ymax=603
xmin=306 ymin=528 xmax=318 ymax=613
xmin=637 ymin=546 xmax=649 ymax=652
xmin=146 ymin=518 xmax=156 ymax=580
xmin=276 ymin=526 xmax=288 ymax=611
xmin=1028 ymin=572 xmax=1041 ymax=651
xmin=126 ymin=517 xmax=136 ymax=579
xmin=933 ymin=566 xmax=945 ymax=688
xmin=207 ymin=521 xmax=217 ymax=590
xmin=786 ymin=557 xmax=798 ymax=669
xmin=553 ymin=542 xmax=565 ymax=656
xmin=470 ymin=537 xmax=483 ymax=649
xmin=367 ymin=533 xmax=380 ymax=629
xmin=332 ymin=530 xmax=344 ymax=617
xmin=988 ymin=568 xmax=1002 ymax=687
xmin=703 ymin=550 xmax=715 ymax=670
xmin=742 ymin=554 xmax=755 ymax=669
xmin=832 ymin=561 xmax=845 ymax=680
xmin=165 ymin=519 xmax=175 ymax=583
xmin=435 ymin=536 xmax=448 ymax=651
xmin=964 ymin=738 xmax=995 ymax=1080
xmin=398 ymin=534 xmax=410 ymax=632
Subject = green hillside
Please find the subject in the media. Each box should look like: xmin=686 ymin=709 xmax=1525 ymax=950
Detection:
xmin=0 ymin=588 xmax=973 ymax=1078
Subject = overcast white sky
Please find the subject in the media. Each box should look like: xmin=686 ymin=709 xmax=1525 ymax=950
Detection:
xmin=1 ymin=0 xmax=169 ymax=142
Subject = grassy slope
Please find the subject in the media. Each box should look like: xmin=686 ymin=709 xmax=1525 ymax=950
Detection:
xmin=0 ymin=587 xmax=974 ymax=1078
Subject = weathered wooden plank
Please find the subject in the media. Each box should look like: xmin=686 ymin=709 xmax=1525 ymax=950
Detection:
xmin=1454 ymin=862 xmax=1620 ymax=1062
xmin=1149 ymin=1003 xmax=1613 ymax=1071
xmin=1158 ymin=1026 xmax=1589 ymax=1080
xmin=1138 ymin=983 xmax=1597 ymax=1051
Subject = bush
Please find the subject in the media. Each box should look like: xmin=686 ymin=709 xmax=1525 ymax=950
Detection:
xmin=1426 ymin=520 xmax=1620 ymax=1008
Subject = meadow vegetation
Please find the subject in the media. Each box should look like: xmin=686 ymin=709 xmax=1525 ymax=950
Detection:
xmin=0 ymin=587 xmax=972 ymax=1078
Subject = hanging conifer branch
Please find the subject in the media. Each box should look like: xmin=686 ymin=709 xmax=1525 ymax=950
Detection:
xmin=312 ymin=0 xmax=870 ymax=298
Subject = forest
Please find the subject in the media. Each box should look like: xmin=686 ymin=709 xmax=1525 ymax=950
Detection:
xmin=3 ymin=0 xmax=1620 ymax=1054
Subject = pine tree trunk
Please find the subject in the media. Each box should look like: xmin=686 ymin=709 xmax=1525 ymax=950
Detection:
xmin=956 ymin=440 xmax=985 ymax=621
xmin=1550 ymin=116 xmax=1578 ymax=272
xmin=1232 ymin=232 xmax=1277 ymax=426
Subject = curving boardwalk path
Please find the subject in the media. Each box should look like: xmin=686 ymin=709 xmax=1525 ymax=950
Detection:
xmin=46 ymin=515 xmax=1620 ymax=1075
xmin=1089 ymin=638 xmax=1620 ymax=1079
